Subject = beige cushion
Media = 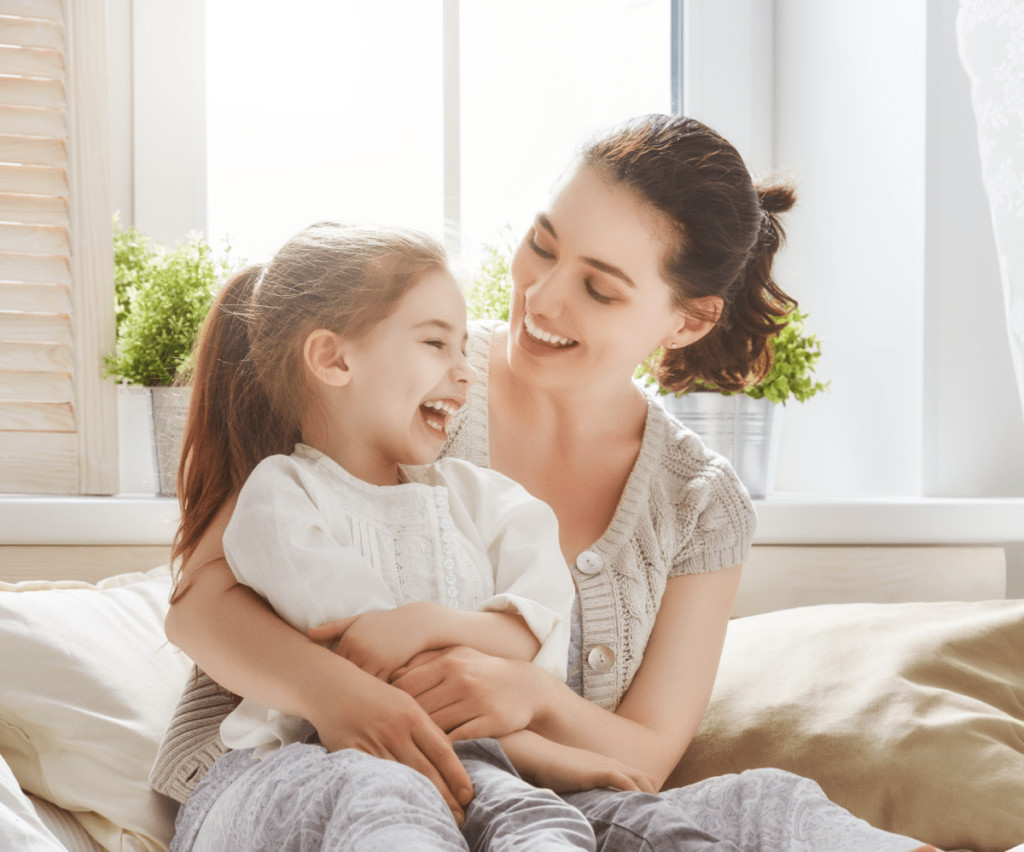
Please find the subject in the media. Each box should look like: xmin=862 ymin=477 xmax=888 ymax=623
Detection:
xmin=0 ymin=567 xmax=193 ymax=852
xmin=667 ymin=600 xmax=1024 ymax=852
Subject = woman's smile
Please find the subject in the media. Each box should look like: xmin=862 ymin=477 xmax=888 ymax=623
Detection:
xmin=522 ymin=313 xmax=578 ymax=349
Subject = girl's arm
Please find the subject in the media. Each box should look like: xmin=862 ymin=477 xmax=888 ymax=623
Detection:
xmin=163 ymin=498 xmax=475 ymax=824
xmin=391 ymin=565 xmax=742 ymax=789
xmin=310 ymin=604 xmax=541 ymax=682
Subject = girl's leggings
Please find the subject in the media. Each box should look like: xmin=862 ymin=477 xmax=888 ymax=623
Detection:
xmin=175 ymin=740 xmax=925 ymax=852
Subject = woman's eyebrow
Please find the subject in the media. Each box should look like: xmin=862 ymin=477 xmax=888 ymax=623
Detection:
xmin=536 ymin=213 xmax=635 ymax=288
xmin=583 ymin=257 xmax=636 ymax=288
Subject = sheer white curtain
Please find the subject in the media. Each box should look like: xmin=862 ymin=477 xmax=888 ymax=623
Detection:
xmin=958 ymin=0 xmax=1024 ymax=421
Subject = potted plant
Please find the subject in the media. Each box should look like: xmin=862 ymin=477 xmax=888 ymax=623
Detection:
xmin=643 ymin=308 xmax=829 ymax=497
xmin=104 ymin=219 xmax=235 ymax=496
xmin=464 ymin=230 xmax=514 ymax=323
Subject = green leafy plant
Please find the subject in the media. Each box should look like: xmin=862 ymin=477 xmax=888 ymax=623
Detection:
xmin=639 ymin=308 xmax=830 ymax=405
xmin=465 ymin=229 xmax=514 ymax=322
xmin=104 ymin=221 xmax=236 ymax=386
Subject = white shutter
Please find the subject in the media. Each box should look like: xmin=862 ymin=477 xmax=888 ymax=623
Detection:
xmin=0 ymin=0 xmax=116 ymax=494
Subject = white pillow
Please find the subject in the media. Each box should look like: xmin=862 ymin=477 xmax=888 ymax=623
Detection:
xmin=0 ymin=566 xmax=193 ymax=852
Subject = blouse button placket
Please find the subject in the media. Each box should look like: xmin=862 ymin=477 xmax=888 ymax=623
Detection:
xmin=434 ymin=486 xmax=459 ymax=609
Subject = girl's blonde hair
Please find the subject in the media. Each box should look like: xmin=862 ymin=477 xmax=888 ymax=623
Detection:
xmin=172 ymin=222 xmax=447 ymax=590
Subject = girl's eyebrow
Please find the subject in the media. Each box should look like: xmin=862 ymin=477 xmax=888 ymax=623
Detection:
xmin=414 ymin=319 xmax=454 ymax=332
xmin=535 ymin=214 xmax=636 ymax=289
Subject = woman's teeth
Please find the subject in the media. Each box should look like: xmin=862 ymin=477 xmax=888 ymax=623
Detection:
xmin=524 ymin=314 xmax=576 ymax=347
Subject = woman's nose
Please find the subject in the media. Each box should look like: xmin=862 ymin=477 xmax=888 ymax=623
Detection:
xmin=524 ymin=265 xmax=566 ymax=318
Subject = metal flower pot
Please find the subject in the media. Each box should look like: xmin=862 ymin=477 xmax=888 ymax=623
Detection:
xmin=117 ymin=384 xmax=191 ymax=496
xmin=151 ymin=386 xmax=192 ymax=497
xmin=661 ymin=392 xmax=783 ymax=498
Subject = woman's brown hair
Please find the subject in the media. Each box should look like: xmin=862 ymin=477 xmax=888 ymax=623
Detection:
xmin=581 ymin=114 xmax=797 ymax=392
xmin=171 ymin=222 xmax=448 ymax=595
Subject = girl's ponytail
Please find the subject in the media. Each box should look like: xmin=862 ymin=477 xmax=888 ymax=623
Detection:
xmin=170 ymin=264 xmax=300 ymax=592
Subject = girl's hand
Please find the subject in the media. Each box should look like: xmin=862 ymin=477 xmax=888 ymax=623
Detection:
xmin=310 ymin=604 xmax=435 ymax=682
xmin=499 ymin=731 xmax=658 ymax=795
xmin=390 ymin=646 xmax=556 ymax=740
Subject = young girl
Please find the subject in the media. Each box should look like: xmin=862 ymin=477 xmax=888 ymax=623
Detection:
xmin=175 ymin=221 xmax=655 ymax=851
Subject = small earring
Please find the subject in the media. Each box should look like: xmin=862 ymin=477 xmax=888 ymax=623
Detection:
xmin=667 ymin=343 xmax=678 ymax=349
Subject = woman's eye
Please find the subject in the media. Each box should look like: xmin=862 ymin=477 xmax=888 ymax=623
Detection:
xmin=528 ymin=235 xmax=554 ymax=259
xmin=426 ymin=339 xmax=445 ymax=349
xmin=585 ymin=280 xmax=613 ymax=304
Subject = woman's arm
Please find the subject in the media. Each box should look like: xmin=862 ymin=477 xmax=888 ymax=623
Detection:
xmin=391 ymin=565 xmax=742 ymax=789
xmin=164 ymin=499 xmax=475 ymax=823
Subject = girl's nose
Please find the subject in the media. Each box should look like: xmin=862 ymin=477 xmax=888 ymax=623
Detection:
xmin=453 ymin=352 xmax=477 ymax=387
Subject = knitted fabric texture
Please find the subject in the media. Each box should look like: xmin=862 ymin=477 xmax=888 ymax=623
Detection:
xmin=441 ymin=321 xmax=756 ymax=710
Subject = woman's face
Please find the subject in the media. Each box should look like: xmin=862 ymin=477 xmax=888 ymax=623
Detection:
xmin=508 ymin=164 xmax=690 ymax=393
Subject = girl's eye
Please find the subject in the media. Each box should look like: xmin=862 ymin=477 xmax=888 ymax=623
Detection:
xmin=586 ymin=280 xmax=613 ymax=304
xmin=527 ymin=235 xmax=554 ymax=259
xmin=426 ymin=339 xmax=445 ymax=349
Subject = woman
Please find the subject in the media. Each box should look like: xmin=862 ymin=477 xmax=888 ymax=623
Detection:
xmin=162 ymin=115 xmax=935 ymax=851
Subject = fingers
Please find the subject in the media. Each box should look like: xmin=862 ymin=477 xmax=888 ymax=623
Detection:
xmin=598 ymin=768 xmax=658 ymax=795
xmin=391 ymin=738 xmax=467 ymax=827
xmin=392 ymin=647 xmax=448 ymax=679
xmin=391 ymin=659 xmax=447 ymax=698
xmin=413 ymin=724 xmax=474 ymax=810
xmin=308 ymin=615 xmax=360 ymax=643
xmin=445 ymin=716 xmax=491 ymax=743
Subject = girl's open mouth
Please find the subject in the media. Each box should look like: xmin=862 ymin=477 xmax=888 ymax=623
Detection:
xmin=420 ymin=399 xmax=459 ymax=438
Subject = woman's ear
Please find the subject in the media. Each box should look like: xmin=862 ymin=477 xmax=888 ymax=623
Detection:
xmin=303 ymin=329 xmax=352 ymax=387
xmin=663 ymin=296 xmax=724 ymax=350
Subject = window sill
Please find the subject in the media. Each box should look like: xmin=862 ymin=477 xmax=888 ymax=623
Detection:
xmin=1 ymin=493 xmax=1022 ymax=546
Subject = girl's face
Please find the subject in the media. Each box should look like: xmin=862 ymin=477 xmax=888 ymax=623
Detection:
xmin=335 ymin=268 xmax=476 ymax=477
xmin=508 ymin=164 xmax=694 ymax=393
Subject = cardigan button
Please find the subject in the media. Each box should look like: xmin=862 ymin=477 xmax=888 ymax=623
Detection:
xmin=587 ymin=645 xmax=615 ymax=673
xmin=576 ymin=550 xmax=603 ymax=575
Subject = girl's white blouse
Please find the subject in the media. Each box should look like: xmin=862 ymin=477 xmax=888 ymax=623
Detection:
xmin=220 ymin=443 xmax=574 ymax=753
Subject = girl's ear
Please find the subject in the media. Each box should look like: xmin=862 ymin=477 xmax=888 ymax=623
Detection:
xmin=303 ymin=329 xmax=352 ymax=387
xmin=663 ymin=295 xmax=724 ymax=350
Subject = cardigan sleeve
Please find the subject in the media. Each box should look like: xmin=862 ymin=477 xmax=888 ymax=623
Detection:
xmin=662 ymin=425 xmax=757 ymax=578
xmin=223 ymin=455 xmax=397 ymax=634
xmin=435 ymin=457 xmax=575 ymax=682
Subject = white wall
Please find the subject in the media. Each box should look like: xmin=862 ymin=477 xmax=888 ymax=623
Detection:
xmin=771 ymin=0 xmax=1024 ymax=498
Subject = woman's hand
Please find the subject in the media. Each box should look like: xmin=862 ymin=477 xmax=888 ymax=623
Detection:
xmin=498 ymin=730 xmax=657 ymax=794
xmin=308 ymin=661 xmax=475 ymax=825
xmin=389 ymin=646 xmax=556 ymax=740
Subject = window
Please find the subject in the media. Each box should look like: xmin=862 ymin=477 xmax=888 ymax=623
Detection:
xmin=203 ymin=0 xmax=672 ymax=266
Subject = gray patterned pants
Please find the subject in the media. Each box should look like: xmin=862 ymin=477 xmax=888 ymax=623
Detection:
xmin=172 ymin=742 xmax=924 ymax=852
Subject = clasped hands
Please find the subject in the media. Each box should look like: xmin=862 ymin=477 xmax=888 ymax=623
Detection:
xmin=307 ymin=606 xmax=657 ymax=795
xmin=307 ymin=603 xmax=536 ymax=741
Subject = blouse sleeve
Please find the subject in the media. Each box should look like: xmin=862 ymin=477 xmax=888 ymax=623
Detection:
xmin=436 ymin=458 xmax=575 ymax=682
xmin=223 ymin=455 xmax=397 ymax=634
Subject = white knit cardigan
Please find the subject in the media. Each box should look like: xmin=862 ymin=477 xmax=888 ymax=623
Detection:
xmin=440 ymin=321 xmax=756 ymax=711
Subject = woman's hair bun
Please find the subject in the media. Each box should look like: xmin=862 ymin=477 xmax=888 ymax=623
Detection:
xmin=756 ymin=179 xmax=797 ymax=215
